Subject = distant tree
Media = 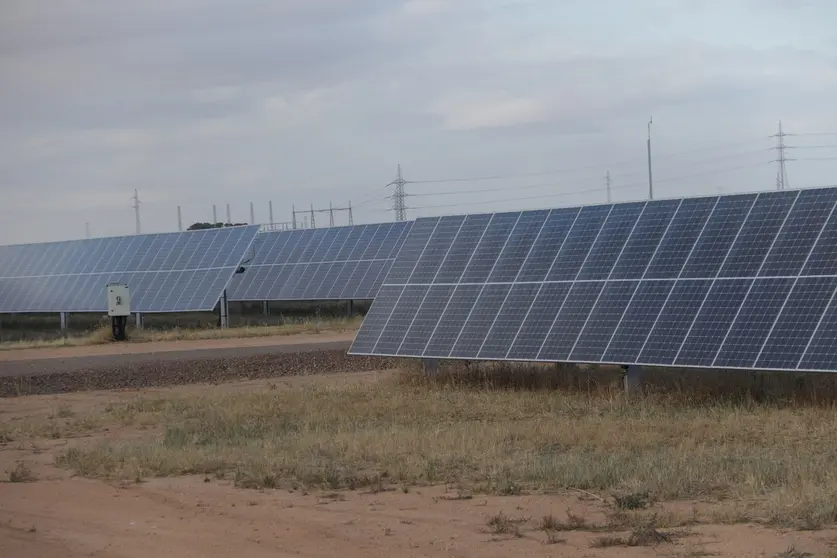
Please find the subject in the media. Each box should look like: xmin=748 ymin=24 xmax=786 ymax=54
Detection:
xmin=187 ymin=222 xmax=248 ymax=231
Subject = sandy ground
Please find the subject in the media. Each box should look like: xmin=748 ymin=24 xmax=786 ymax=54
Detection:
xmin=2 ymin=372 xmax=836 ymax=558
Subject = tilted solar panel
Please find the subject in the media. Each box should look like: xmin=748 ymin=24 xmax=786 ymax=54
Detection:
xmin=227 ymin=221 xmax=413 ymax=301
xmin=0 ymin=225 xmax=260 ymax=313
xmin=348 ymin=186 xmax=837 ymax=373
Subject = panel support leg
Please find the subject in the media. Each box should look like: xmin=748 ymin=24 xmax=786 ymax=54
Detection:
xmin=422 ymin=358 xmax=439 ymax=376
xmin=112 ymin=316 xmax=127 ymax=341
xmin=623 ymin=365 xmax=644 ymax=398
xmin=135 ymin=313 xmax=143 ymax=329
xmin=59 ymin=312 xmax=68 ymax=337
xmin=346 ymin=300 xmax=354 ymax=318
xmin=262 ymin=301 xmax=269 ymax=317
xmin=219 ymin=289 xmax=229 ymax=329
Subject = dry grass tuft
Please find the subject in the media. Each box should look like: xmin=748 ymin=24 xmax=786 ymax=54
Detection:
xmin=775 ymin=546 xmax=814 ymax=558
xmin=486 ymin=511 xmax=527 ymax=537
xmin=42 ymin=363 xmax=837 ymax=529
xmin=0 ymin=316 xmax=361 ymax=351
xmin=5 ymin=461 xmax=37 ymax=483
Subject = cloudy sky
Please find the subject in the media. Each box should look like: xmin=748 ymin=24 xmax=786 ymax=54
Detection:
xmin=1 ymin=0 xmax=836 ymax=244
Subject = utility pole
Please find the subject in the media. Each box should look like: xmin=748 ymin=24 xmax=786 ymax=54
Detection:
xmin=250 ymin=202 xmax=255 ymax=225
xmin=390 ymin=164 xmax=407 ymax=221
xmin=310 ymin=203 xmax=316 ymax=228
xmin=647 ymin=118 xmax=654 ymax=201
xmin=212 ymin=204 xmax=217 ymax=224
xmin=771 ymin=120 xmax=792 ymax=191
xmin=132 ymin=189 xmax=141 ymax=234
xmin=269 ymin=201 xmax=274 ymax=227
xmin=177 ymin=206 xmax=182 ymax=231
xmin=85 ymin=222 xmax=90 ymax=239
xmin=605 ymin=170 xmax=612 ymax=203
xmin=329 ymin=202 xmax=335 ymax=226
xmin=348 ymin=201 xmax=354 ymax=225
xmin=226 ymin=203 xmax=231 ymax=224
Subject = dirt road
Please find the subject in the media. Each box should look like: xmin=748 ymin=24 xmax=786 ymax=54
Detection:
xmin=0 ymin=332 xmax=399 ymax=397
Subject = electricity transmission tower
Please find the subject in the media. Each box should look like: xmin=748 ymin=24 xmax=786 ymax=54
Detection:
xmin=771 ymin=120 xmax=793 ymax=191
xmin=132 ymin=189 xmax=141 ymax=234
xmin=605 ymin=170 xmax=612 ymax=203
xmin=389 ymin=164 xmax=407 ymax=222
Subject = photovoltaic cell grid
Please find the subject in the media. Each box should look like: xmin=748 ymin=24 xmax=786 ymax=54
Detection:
xmin=0 ymin=225 xmax=261 ymax=313
xmin=349 ymin=187 xmax=837 ymax=372
xmin=227 ymin=221 xmax=413 ymax=301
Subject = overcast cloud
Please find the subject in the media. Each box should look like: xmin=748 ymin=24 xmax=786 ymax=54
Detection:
xmin=1 ymin=0 xmax=836 ymax=243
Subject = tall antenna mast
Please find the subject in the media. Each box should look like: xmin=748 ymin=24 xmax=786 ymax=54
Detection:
xmin=391 ymin=164 xmax=407 ymax=221
xmin=605 ymin=170 xmax=612 ymax=203
xmin=132 ymin=189 xmax=141 ymax=234
xmin=771 ymin=120 xmax=792 ymax=191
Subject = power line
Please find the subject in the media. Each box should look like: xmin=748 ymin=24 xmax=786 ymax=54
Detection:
xmin=405 ymin=160 xmax=770 ymax=213
xmin=405 ymin=136 xmax=772 ymax=185
xmin=793 ymin=132 xmax=837 ymax=137
xmin=390 ymin=152 xmax=771 ymax=200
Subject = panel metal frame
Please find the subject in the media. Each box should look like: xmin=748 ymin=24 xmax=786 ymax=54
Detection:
xmin=0 ymin=225 xmax=261 ymax=314
xmin=227 ymin=221 xmax=413 ymax=302
xmin=349 ymin=186 xmax=837 ymax=373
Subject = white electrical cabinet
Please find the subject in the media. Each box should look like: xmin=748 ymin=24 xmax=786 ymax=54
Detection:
xmin=106 ymin=284 xmax=131 ymax=317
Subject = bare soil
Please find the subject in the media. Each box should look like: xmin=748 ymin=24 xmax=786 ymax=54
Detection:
xmin=0 ymin=332 xmax=357 ymax=362
xmin=2 ymin=372 xmax=836 ymax=558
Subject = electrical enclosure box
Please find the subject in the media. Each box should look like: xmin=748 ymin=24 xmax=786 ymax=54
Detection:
xmin=106 ymin=283 xmax=131 ymax=317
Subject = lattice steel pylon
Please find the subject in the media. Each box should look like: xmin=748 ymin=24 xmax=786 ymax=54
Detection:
xmin=392 ymin=164 xmax=407 ymax=222
xmin=771 ymin=120 xmax=792 ymax=191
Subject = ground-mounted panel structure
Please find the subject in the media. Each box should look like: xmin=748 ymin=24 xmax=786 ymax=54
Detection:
xmin=0 ymin=225 xmax=260 ymax=314
xmin=349 ymin=187 xmax=837 ymax=372
xmin=227 ymin=221 xmax=413 ymax=302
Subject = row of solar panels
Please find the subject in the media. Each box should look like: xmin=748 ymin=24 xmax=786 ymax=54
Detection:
xmin=348 ymin=187 xmax=837 ymax=373
xmin=4 ymin=185 xmax=837 ymax=372
xmin=0 ymin=220 xmax=412 ymax=314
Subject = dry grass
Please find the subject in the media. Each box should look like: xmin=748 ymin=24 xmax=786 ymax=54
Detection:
xmin=0 ymin=316 xmax=362 ymax=352
xmin=45 ymin=363 xmax=837 ymax=529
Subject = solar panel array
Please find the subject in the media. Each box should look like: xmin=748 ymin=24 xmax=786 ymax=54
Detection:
xmin=228 ymin=221 xmax=413 ymax=301
xmin=349 ymin=187 xmax=837 ymax=372
xmin=0 ymin=225 xmax=260 ymax=313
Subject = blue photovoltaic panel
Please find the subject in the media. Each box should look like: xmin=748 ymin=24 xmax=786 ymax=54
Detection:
xmin=0 ymin=225 xmax=260 ymax=313
xmin=227 ymin=221 xmax=413 ymax=301
xmin=350 ymin=186 xmax=837 ymax=373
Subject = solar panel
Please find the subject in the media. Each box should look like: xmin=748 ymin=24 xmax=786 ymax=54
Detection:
xmin=348 ymin=186 xmax=837 ymax=373
xmin=227 ymin=221 xmax=413 ymax=302
xmin=0 ymin=225 xmax=260 ymax=314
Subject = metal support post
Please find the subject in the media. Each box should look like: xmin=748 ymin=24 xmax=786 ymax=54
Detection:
xmin=623 ymin=365 xmax=645 ymax=397
xmin=219 ymin=289 xmax=229 ymax=329
xmin=135 ymin=312 xmax=143 ymax=329
xmin=59 ymin=312 xmax=68 ymax=331
xmin=422 ymin=358 xmax=439 ymax=376
xmin=262 ymin=301 xmax=269 ymax=316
